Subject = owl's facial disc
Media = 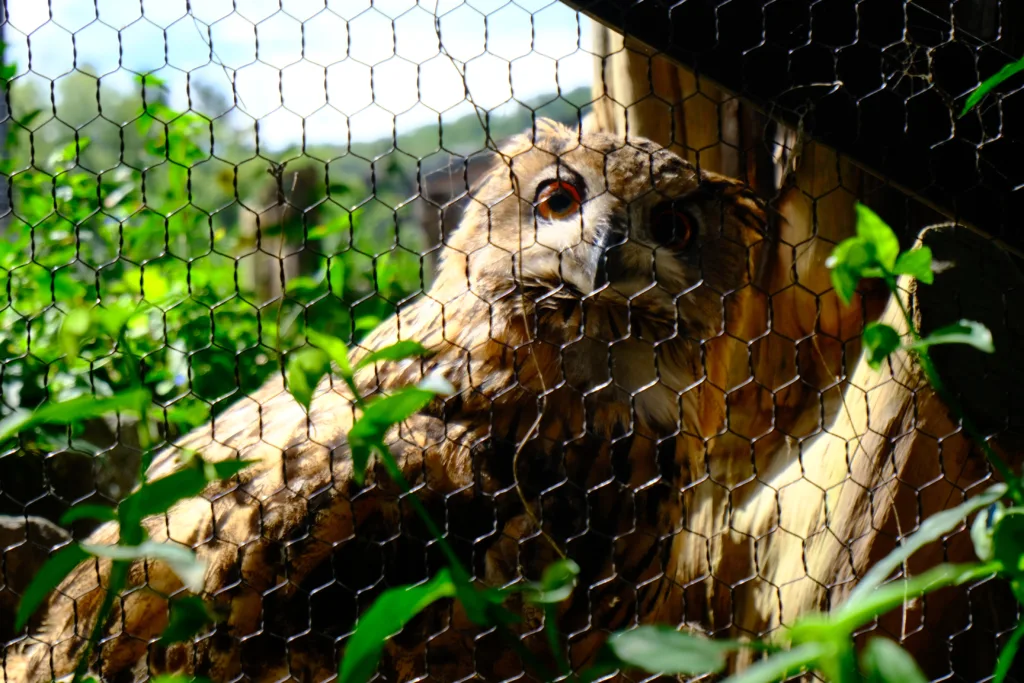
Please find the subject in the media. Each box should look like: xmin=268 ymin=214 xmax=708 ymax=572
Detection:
xmin=588 ymin=196 xmax=705 ymax=304
xmin=523 ymin=183 xmax=704 ymax=302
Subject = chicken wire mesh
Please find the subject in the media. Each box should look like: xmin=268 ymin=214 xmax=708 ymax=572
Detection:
xmin=0 ymin=0 xmax=1022 ymax=681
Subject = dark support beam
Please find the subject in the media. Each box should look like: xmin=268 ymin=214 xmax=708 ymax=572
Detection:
xmin=565 ymin=0 xmax=1024 ymax=250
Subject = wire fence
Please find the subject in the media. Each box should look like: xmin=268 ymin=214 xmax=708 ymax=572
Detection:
xmin=0 ymin=0 xmax=1022 ymax=681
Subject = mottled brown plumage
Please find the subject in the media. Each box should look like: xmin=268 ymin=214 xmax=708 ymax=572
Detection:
xmin=12 ymin=120 xmax=766 ymax=682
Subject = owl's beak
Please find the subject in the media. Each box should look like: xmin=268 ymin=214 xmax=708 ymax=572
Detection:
xmin=591 ymin=224 xmax=626 ymax=295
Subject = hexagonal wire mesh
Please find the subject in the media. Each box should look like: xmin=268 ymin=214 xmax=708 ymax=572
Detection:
xmin=0 ymin=0 xmax=1023 ymax=681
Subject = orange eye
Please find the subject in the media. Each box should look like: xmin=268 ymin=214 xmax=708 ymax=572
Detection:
xmin=651 ymin=207 xmax=695 ymax=251
xmin=535 ymin=180 xmax=582 ymax=221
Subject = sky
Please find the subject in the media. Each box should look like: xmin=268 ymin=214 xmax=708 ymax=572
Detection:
xmin=3 ymin=0 xmax=597 ymax=149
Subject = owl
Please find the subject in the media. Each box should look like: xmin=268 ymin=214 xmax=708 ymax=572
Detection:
xmin=12 ymin=120 xmax=766 ymax=682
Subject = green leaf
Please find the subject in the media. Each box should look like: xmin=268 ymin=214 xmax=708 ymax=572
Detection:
xmin=961 ymin=55 xmax=1024 ymax=117
xmin=855 ymin=204 xmax=900 ymax=271
xmin=347 ymin=438 xmax=375 ymax=487
xmin=525 ymin=559 xmax=580 ymax=604
xmin=161 ymin=596 xmax=214 ymax=645
xmin=0 ymin=387 xmax=152 ymax=443
xmin=847 ymin=484 xmax=1006 ymax=603
xmin=306 ymin=329 xmax=352 ymax=381
xmin=860 ymin=638 xmax=927 ymax=683
xmin=827 ymin=237 xmax=886 ymax=305
xmin=970 ymin=502 xmax=1005 ymax=562
xmin=995 ymin=619 xmax=1024 ymax=683
xmin=993 ymin=510 xmax=1024 ymax=575
xmin=361 ymin=386 xmax=446 ymax=427
xmin=829 ymin=264 xmax=860 ymax=306
xmin=60 ymin=308 xmax=93 ymax=360
xmin=60 ymin=504 xmax=117 ymax=526
xmin=95 ymin=302 xmax=139 ymax=337
xmin=0 ymin=61 xmax=17 ymax=83
xmin=355 ymin=315 xmax=382 ymax=333
xmin=862 ymin=322 xmax=902 ymax=370
xmin=909 ymin=320 xmax=995 ymax=354
xmin=338 ymin=569 xmax=457 ymax=683
xmin=82 ymin=540 xmax=206 ymax=592
xmin=307 ymin=224 xmax=336 ymax=240
xmin=15 ymin=543 xmax=90 ymax=631
xmin=826 ymin=237 xmax=871 ymax=273
xmin=605 ymin=626 xmax=735 ymax=676
xmin=119 ymin=458 xmax=255 ymax=530
xmin=284 ymin=275 xmax=323 ymax=297
xmin=328 ymin=182 xmax=352 ymax=197
xmin=286 ymin=347 xmax=331 ymax=412
xmin=348 ymin=377 xmax=454 ymax=482
xmin=836 ymin=562 xmax=998 ymax=634
xmin=719 ymin=642 xmax=826 ymax=683
xmin=893 ymin=246 xmax=934 ymax=284
xmin=355 ymin=341 xmax=431 ymax=371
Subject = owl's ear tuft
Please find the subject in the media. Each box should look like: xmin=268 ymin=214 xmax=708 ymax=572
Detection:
xmin=534 ymin=117 xmax=576 ymax=138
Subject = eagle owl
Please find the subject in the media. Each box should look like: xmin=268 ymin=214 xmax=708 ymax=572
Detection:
xmin=14 ymin=120 xmax=766 ymax=682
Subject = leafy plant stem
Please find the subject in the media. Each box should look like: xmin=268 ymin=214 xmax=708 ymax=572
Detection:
xmin=883 ymin=275 xmax=1022 ymax=504
xmin=494 ymin=617 xmax=560 ymax=682
xmin=831 ymin=561 xmax=1000 ymax=634
xmin=995 ymin=616 xmax=1024 ymax=683
xmin=72 ymin=560 xmax=129 ymax=683
xmin=352 ymin=378 xmax=557 ymax=682
xmin=73 ymin=331 xmax=156 ymax=683
xmin=371 ymin=439 xmax=468 ymax=581
xmin=544 ymin=604 xmax=571 ymax=678
xmin=721 ymin=642 xmax=826 ymax=683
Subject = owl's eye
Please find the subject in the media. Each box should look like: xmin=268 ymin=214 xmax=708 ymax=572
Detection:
xmin=535 ymin=180 xmax=582 ymax=221
xmin=651 ymin=204 xmax=695 ymax=251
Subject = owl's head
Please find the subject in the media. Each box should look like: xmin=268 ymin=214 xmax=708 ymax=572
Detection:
xmin=435 ymin=119 xmax=767 ymax=340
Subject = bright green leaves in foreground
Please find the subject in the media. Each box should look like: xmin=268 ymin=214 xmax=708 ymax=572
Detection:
xmin=8 ymin=295 xmax=257 ymax=683
xmin=338 ymin=570 xmax=458 ymax=683
xmin=160 ymin=596 xmax=216 ymax=645
xmin=286 ymin=347 xmax=331 ymax=412
xmin=348 ymin=376 xmax=453 ymax=484
xmin=960 ymin=54 xmax=1024 ymax=117
xmin=118 ymin=457 xmax=255 ymax=532
xmin=862 ymin=322 xmax=902 ymax=370
xmin=0 ymin=387 xmax=151 ymax=443
xmin=860 ymin=638 xmax=928 ymax=683
xmin=969 ymin=487 xmax=1024 ymax=676
xmin=906 ymin=320 xmax=995 ymax=354
xmin=356 ymin=340 xmax=430 ymax=371
xmin=15 ymin=453 xmax=253 ymax=635
xmin=826 ymin=203 xmax=994 ymax=371
xmin=283 ymin=333 xmax=590 ymax=683
xmin=825 ymin=204 xmax=932 ymax=306
xmin=296 ymin=335 xmax=445 ymax=485
xmin=282 ymin=333 xmax=469 ymax=683
xmin=826 ymin=204 xmax=902 ymax=304
xmin=602 ymin=626 xmax=738 ymax=676
xmin=14 ymin=544 xmax=90 ymax=631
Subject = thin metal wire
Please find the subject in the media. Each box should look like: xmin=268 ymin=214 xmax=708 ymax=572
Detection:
xmin=0 ymin=1 xmax=1021 ymax=681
